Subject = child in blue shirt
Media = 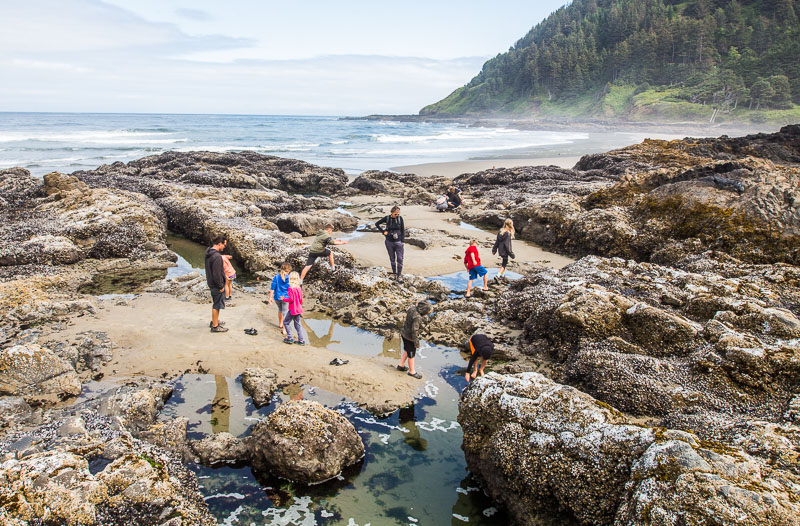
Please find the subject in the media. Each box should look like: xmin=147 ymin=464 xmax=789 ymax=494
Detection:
xmin=268 ymin=262 xmax=292 ymax=336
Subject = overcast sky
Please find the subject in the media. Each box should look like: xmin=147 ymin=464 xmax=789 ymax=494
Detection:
xmin=2 ymin=0 xmax=568 ymax=115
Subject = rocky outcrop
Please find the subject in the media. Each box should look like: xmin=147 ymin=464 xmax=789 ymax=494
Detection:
xmin=98 ymin=384 xmax=173 ymax=434
xmin=460 ymin=372 xmax=800 ymax=526
xmin=73 ymin=151 xmax=349 ymax=194
xmin=349 ymin=170 xmax=451 ymax=204
xmin=241 ymin=368 xmax=278 ymax=407
xmin=0 ymin=411 xmax=216 ymax=525
xmin=189 ymin=432 xmax=251 ymax=467
xmin=492 ymin=255 xmax=800 ymax=422
xmin=0 ymin=172 xmax=170 ymax=267
xmin=249 ymin=400 xmax=364 ymax=483
xmin=456 ymin=126 xmax=800 ymax=265
xmin=272 ymin=210 xmax=358 ymax=236
xmin=0 ymin=168 xmax=42 ymax=206
xmin=0 ymin=344 xmax=81 ymax=403
xmin=69 ymin=152 xmax=355 ymax=273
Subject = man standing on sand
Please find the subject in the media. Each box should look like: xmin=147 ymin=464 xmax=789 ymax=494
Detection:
xmin=205 ymin=235 xmax=229 ymax=333
xmin=375 ymin=205 xmax=405 ymax=280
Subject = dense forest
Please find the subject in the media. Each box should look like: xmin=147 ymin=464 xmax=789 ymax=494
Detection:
xmin=421 ymin=0 xmax=800 ymax=122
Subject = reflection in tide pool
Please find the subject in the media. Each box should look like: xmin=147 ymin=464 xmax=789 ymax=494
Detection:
xmin=301 ymin=313 xmax=401 ymax=358
xmin=161 ymin=343 xmax=510 ymax=525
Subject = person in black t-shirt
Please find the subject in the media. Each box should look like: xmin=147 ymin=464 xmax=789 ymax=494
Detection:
xmin=446 ymin=186 xmax=462 ymax=209
xmin=375 ymin=205 xmax=405 ymax=279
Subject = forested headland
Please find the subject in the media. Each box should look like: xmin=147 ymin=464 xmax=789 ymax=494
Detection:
xmin=421 ymin=0 xmax=800 ymax=123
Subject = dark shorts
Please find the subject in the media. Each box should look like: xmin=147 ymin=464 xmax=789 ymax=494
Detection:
xmin=210 ymin=287 xmax=225 ymax=310
xmin=402 ymin=336 xmax=416 ymax=358
xmin=468 ymin=265 xmax=488 ymax=280
xmin=500 ymin=255 xmax=509 ymax=268
xmin=306 ymin=248 xmax=331 ymax=266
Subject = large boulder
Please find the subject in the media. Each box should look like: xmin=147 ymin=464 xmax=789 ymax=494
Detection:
xmin=0 ymin=345 xmax=81 ymax=402
xmin=248 ymin=400 xmax=364 ymax=483
xmin=460 ymin=372 xmax=800 ymax=525
xmin=0 ymin=168 xmax=41 ymax=205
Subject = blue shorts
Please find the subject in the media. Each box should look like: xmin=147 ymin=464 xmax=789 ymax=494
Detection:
xmin=468 ymin=266 xmax=487 ymax=280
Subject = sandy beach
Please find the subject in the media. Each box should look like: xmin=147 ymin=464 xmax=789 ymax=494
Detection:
xmin=43 ymin=292 xmax=418 ymax=413
xmin=392 ymin=156 xmax=581 ymax=177
xmin=340 ymin=197 xmax=574 ymax=277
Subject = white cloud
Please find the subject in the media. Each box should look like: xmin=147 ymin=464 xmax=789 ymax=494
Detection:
xmin=174 ymin=8 xmax=213 ymax=21
xmin=0 ymin=0 xmax=493 ymax=114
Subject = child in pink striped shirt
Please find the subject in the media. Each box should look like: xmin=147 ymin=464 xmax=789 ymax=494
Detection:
xmin=283 ymin=271 xmax=305 ymax=345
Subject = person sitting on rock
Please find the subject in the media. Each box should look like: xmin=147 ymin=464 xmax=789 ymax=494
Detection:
xmin=464 ymin=333 xmax=494 ymax=382
xmin=300 ymin=223 xmax=349 ymax=282
xmin=446 ymin=186 xmax=462 ymax=209
xmin=205 ymin=235 xmax=228 ymax=333
xmin=397 ymin=300 xmax=433 ymax=379
xmin=464 ymin=239 xmax=488 ymax=298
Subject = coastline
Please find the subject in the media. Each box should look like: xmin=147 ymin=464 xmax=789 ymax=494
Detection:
xmin=391 ymin=156 xmax=581 ymax=177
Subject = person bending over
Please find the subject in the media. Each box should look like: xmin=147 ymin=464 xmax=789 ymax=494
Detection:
xmin=465 ymin=333 xmax=494 ymax=381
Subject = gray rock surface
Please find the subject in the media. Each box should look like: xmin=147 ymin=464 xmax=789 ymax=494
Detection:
xmin=241 ymin=368 xmax=278 ymax=407
xmin=0 ymin=344 xmax=81 ymax=402
xmin=0 ymin=410 xmax=216 ymax=525
xmin=249 ymin=400 xmax=364 ymax=483
xmin=189 ymin=431 xmax=252 ymax=467
xmin=460 ymin=372 xmax=800 ymax=526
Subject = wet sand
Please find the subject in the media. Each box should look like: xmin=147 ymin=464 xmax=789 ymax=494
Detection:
xmin=392 ymin=157 xmax=581 ymax=178
xmin=341 ymin=197 xmax=574 ymax=277
xmin=44 ymin=293 xmax=419 ymax=413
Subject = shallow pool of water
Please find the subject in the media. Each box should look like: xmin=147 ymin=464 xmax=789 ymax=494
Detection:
xmin=159 ymin=335 xmax=510 ymax=525
xmin=166 ymin=233 xmax=257 ymax=285
xmin=428 ymin=269 xmax=522 ymax=295
xmin=77 ymin=268 xmax=167 ymax=295
xmin=301 ymin=312 xmax=401 ymax=358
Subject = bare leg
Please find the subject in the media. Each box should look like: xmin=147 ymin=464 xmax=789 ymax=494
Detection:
xmin=211 ymin=308 xmax=220 ymax=327
xmin=399 ymin=350 xmax=408 ymax=368
xmin=328 ymin=252 xmax=335 ymax=270
xmin=277 ymin=311 xmax=286 ymax=335
xmin=482 ymin=275 xmax=489 ymax=290
xmin=408 ymin=356 xmax=417 ymax=375
xmin=225 ymin=279 xmax=232 ymax=298
xmin=466 ymin=279 xmax=474 ymax=297
xmin=300 ymin=265 xmax=312 ymax=281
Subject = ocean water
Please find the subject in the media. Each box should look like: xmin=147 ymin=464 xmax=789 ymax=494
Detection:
xmin=0 ymin=112 xmax=626 ymax=177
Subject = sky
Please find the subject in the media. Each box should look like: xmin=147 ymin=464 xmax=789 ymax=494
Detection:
xmin=1 ymin=0 xmax=568 ymax=115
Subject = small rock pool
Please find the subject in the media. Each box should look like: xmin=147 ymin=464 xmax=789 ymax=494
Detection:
xmin=161 ymin=330 xmax=508 ymax=525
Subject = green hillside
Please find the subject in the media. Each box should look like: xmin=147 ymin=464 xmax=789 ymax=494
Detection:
xmin=421 ymin=0 xmax=800 ymax=123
